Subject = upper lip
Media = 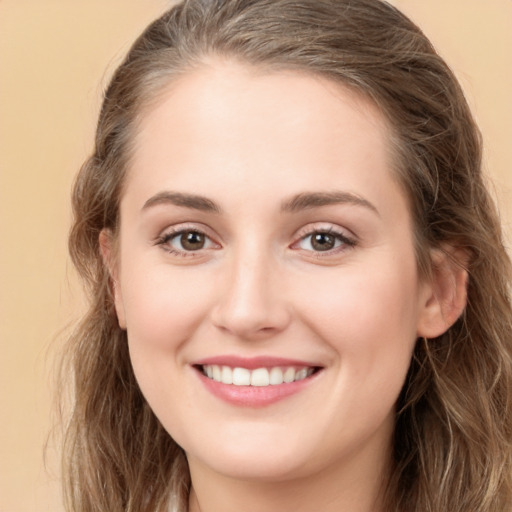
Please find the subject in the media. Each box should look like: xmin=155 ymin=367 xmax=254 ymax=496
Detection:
xmin=191 ymin=355 xmax=322 ymax=370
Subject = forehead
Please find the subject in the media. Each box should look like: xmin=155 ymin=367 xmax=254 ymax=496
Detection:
xmin=124 ymin=60 xmax=401 ymax=214
xmin=134 ymin=60 xmax=391 ymax=148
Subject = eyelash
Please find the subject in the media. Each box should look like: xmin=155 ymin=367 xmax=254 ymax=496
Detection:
xmin=154 ymin=225 xmax=357 ymax=258
xmin=292 ymin=226 xmax=356 ymax=257
xmin=154 ymin=226 xmax=217 ymax=258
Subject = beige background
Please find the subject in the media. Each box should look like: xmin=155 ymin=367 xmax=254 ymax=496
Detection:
xmin=0 ymin=1 xmax=510 ymax=510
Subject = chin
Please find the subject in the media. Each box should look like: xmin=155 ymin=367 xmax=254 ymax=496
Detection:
xmin=183 ymin=426 xmax=315 ymax=482
xmin=195 ymin=452 xmax=310 ymax=482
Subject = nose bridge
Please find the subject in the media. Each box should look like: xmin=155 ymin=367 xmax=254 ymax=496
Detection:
xmin=211 ymin=238 xmax=290 ymax=338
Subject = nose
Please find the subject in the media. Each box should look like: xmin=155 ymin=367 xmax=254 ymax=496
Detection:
xmin=210 ymin=248 xmax=291 ymax=340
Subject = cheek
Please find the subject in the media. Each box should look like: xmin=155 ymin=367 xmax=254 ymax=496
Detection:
xmin=120 ymin=264 xmax=215 ymax=356
xmin=294 ymin=257 xmax=420 ymax=377
xmin=297 ymin=264 xmax=419 ymax=435
xmin=119 ymin=265 xmax=217 ymax=420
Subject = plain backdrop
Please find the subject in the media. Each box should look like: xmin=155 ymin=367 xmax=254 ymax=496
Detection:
xmin=0 ymin=1 xmax=510 ymax=510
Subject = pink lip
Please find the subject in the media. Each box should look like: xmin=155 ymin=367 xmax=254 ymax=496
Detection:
xmin=192 ymin=355 xmax=319 ymax=370
xmin=191 ymin=356 xmax=323 ymax=408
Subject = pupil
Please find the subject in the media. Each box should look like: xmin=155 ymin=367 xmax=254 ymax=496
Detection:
xmin=312 ymin=233 xmax=335 ymax=251
xmin=181 ymin=231 xmax=205 ymax=250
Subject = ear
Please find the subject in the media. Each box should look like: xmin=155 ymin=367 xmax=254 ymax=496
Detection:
xmin=416 ymin=246 xmax=468 ymax=338
xmin=99 ymin=229 xmax=126 ymax=329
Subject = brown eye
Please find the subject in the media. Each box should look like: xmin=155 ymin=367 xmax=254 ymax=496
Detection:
xmin=157 ymin=229 xmax=215 ymax=255
xmin=295 ymin=229 xmax=355 ymax=254
xmin=180 ymin=231 xmax=205 ymax=251
xmin=310 ymin=232 xmax=336 ymax=251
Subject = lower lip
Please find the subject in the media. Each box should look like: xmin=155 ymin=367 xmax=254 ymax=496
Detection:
xmin=195 ymin=369 xmax=320 ymax=407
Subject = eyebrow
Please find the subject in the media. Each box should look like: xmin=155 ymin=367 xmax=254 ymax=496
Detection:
xmin=142 ymin=191 xmax=223 ymax=213
xmin=281 ymin=191 xmax=380 ymax=216
xmin=141 ymin=189 xmax=379 ymax=216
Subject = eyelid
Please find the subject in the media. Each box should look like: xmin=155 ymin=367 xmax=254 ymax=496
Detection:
xmin=293 ymin=222 xmax=356 ymax=240
xmin=290 ymin=222 xmax=357 ymax=254
xmin=154 ymin=222 xmax=222 ymax=256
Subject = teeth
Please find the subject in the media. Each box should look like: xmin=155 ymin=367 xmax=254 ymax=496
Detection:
xmin=221 ymin=366 xmax=233 ymax=384
xmin=294 ymin=368 xmax=308 ymax=381
xmin=202 ymin=365 xmax=315 ymax=386
xmin=232 ymin=367 xmax=251 ymax=386
xmin=269 ymin=367 xmax=284 ymax=385
xmin=251 ymin=368 xmax=269 ymax=387
xmin=283 ymin=367 xmax=295 ymax=383
xmin=212 ymin=365 xmax=222 ymax=382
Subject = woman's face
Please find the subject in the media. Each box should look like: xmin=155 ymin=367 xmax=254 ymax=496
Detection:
xmin=109 ymin=61 xmax=437 ymax=482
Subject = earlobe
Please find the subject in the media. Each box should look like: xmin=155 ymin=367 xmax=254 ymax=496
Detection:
xmin=416 ymin=246 xmax=468 ymax=339
xmin=99 ymin=229 xmax=127 ymax=329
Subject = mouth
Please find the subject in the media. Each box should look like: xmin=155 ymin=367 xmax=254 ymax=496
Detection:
xmin=191 ymin=356 xmax=324 ymax=406
xmin=196 ymin=364 xmax=320 ymax=387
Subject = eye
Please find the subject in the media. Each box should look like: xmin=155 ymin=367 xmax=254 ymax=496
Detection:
xmin=300 ymin=232 xmax=340 ymax=251
xmin=175 ymin=230 xmax=208 ymax=251
xmin=156 ymin=228 xmax=218 ymax=256
xmin=294 ymin=228 xmax=356 ymax=254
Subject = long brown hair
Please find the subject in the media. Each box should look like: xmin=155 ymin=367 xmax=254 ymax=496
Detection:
xmin=63 ymin=1 xmax=512 ymax=510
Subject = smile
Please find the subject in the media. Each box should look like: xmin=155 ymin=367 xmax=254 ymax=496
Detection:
xmin=193 ymin=356 xmax=323 ymax=406
xmin=201 ymin=365 xmax=316 ymax=386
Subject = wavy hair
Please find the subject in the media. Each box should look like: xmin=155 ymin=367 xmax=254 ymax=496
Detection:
xmin=63 ymin=1 xmax=512 ymax=510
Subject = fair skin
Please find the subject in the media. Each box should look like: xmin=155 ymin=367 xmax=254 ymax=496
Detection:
xmin=101 ymin=60 xmax=467 ymax=512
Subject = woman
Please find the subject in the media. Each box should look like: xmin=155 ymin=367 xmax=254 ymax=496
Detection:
xmin=63 ymin=0 xmax=512 ymax=511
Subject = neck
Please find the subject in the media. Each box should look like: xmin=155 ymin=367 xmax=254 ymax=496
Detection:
xmin=186 ymin=441 xmax=391 ymax=512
